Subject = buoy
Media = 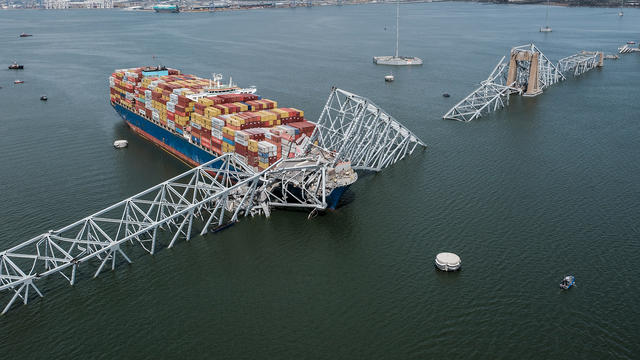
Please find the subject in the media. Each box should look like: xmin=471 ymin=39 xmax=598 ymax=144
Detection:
xmin=442 ymin=93 xmax=450 ymax=98
xmin=113 ymin=140 xmax=128 ymax=149
xmin=435 ymin=252 xmax=461 ymax=271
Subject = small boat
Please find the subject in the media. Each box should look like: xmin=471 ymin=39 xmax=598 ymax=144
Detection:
xmin=19 ymin=33 xmax=33 ymax=38
xmin=113 ymin=140 xmax=128 ymax=149
xmin=627 ymin=41 xmax=636 ymax=45
xmin=540 ymin=26 xmax=552 ymax=33
xmin=14 ymin=80 xmax=24 ymax=84
xmin=40 ymin=95 xmax=48 ymax=101
xmin=8 ymin=62 xmax=24 ymax=70
xmin=442 ymin=93 xmax=450 ymax=98
xmin=559 ymin=275 xmax=575 ymax=290
xmin=384 ymin=74 xmax=394 ymax=82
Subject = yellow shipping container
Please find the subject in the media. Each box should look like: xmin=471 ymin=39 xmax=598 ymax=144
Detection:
xmin=272 ymin=108 xmax=288 ymax=119
xmin=290 ymin=108 xmax=304 ymax=117
xmin=248 ymin=139 xmax=258 ymax=152
xmin=233 ymin=102 xmax=249 ymax=112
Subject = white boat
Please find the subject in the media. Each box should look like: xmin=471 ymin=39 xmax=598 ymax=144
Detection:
xmin=539 ymin=0 xmax=552 ymax=32
xmin=113 ymin=140 xmax=128 ymax=149
xmin=619 ymin=0 xmax=624 ymax=16
xmin=373 ymin=0 xmax=422 ymax=66
xmin=384 ymin=74 xmax=394 ymax=82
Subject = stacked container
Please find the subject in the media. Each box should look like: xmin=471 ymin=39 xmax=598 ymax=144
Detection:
xmin=109 ymin=67 xmax=316 ymax=171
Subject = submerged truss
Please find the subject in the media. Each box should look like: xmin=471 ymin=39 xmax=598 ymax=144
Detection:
xmin=444 ymin=43 xmax=567 ymax=122
xmin=311 ymin=88 xmax=426 ymax=172
xmin=0 ymin=88 xmax=425 ymax=315
xmin=0 ymin=154 xmax=261 ymax=315
xmin=558 ymin=52 xmax=603 ymax=77
xmin=443 ymin=57 xmax=522 ymax=122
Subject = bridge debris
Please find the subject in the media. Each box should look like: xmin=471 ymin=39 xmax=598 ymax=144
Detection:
xmin=444 ymin=43 xmax=609 ymax=122
xmin=0 ymin=88 xmax=425 ymax=315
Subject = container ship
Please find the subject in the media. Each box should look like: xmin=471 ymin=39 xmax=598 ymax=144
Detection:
xmin=109 ymin=66 xmax=351 ymax=209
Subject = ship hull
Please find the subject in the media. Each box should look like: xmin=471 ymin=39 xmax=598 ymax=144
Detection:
xmin=112 ymin=103 xmax=348 ymax=210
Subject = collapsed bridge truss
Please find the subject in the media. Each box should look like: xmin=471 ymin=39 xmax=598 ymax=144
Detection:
xmin=0 ymin=88 xmax=426 ymax=315
xmin=443 ymin=44 xmax=606 ymax=122
xmin=311 ymin=88 xmax=426 ymax=172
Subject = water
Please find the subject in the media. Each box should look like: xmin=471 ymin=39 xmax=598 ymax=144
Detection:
xmin=1 ymin=3 xmax=639 ymax=358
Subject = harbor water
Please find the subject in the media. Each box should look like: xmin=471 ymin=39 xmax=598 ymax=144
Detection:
xmin=0 ymin=3 xmax=639 ymax=358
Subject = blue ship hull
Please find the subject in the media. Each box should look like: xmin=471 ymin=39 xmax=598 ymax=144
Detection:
xmin=112 ymin=103 xmax=347 ymax=210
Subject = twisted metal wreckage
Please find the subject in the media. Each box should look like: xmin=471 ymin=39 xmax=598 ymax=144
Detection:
xmin=0 ymin=88 xmax=426 ymax=315
xmin=443 ymin=44 xmax=604 ymax=122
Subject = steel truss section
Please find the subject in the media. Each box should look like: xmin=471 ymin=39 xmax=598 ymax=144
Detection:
xmin=0 ymin=154 xmax=261 ymax=315
xmin=558 ymin=52 xmax=602 ymax=77
xmin=0 ymin=88 xmax=425 ymax=315
xmin=510 ymin=44 xmax=565 ymax=94
xmin=311 ymin=88 xmax=426 ymax=172
xmin=444 ymin=43 xmax=567 ymax=122
xmin=443 ymin=56 xmax=522 ymax=122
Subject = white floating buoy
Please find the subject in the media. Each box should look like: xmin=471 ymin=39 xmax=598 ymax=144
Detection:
xmin=113 ymin=140 xmax=128 ymax=149
xmin=435 ymin=252 xmax=461 ymax=271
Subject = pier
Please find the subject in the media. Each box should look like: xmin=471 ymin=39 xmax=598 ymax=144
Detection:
xmin=443 ymin=44 xmax=605 ymax=122
xmin=0 ymin=88 xmax=425 ymax=315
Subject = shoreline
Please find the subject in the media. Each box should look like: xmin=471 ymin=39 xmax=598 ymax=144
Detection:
xmin=1 ymin=0 xmax=636 ymax=11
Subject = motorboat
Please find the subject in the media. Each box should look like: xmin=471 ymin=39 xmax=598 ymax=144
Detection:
xmin=113 ymin=140 xmax=128 ymax=149
xmin=559 ymin=275 xmax=575 ymax=290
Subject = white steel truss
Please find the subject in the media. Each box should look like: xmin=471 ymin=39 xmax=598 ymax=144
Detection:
xmin=0 ymin=154 xmax=263 ymax=315
xmin=0 ymin=88 xmax=426 ymax=315
xmin=444 ymin=43 xmax=567 ymax=122
xmin=443 ymin=57 xmax=522 ymax=122
xmin=558 ymin=52 xmax=602 ymax=76
xmin=310 ymin=88 xmax=426 ymax=172
xmin=510 ymin=44 xmax=565 ymax=95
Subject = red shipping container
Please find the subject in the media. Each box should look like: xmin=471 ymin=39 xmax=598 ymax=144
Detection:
xmin=167 ymin=112 xmax=175 ymax=121
xmin=207 ymin=96 xmax=224 ymax=105
xmin=235 ymin=144 xmax=248 ymax=156
xmin=201 ymin=136 xmax=211 ymax=149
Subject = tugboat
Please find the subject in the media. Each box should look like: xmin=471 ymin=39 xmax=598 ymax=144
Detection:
xmin=8 ymin=61 xmax=24 ymax=70
xmin=19 ymin=33 xmax=33 ymax=38
xmin=559 ymin=275 xmax=575 ymax=290
xmin=14 ymin=80 xmax=24 ymax=84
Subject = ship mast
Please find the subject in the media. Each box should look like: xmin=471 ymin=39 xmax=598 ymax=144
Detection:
xmin=395 ymin=0 xmax=399 ymax=58
xmin=544 ymin=0 xmax=549 ymax=27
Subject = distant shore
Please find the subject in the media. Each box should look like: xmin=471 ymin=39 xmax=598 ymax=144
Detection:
xmin=1 ymin=0 xmax=636 ymax=11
